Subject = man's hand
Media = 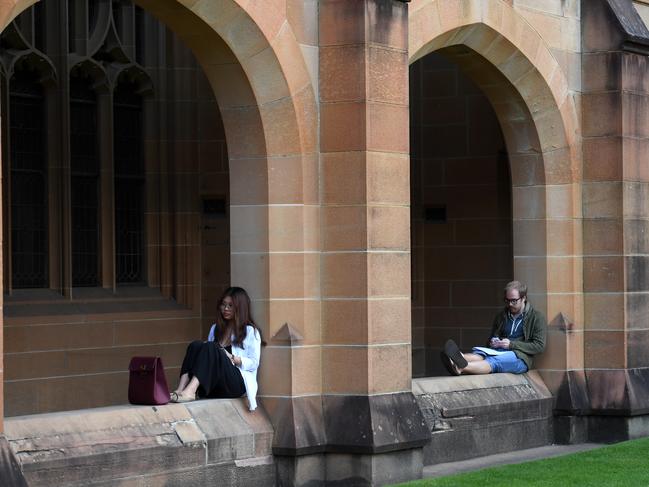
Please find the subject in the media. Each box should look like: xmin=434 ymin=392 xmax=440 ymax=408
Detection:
xmin=491 ymin=338 xmax=511 ymax=349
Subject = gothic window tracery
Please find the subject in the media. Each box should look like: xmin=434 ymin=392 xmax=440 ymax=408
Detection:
xmin=9 ymin=70 xmax=48 ymax=289
xmin=1 ymin=0 xmax=153 ymax=293
xmin=114 ymin=78 xmax=144 ymax=284
xmin=70 ymin=74 xmax=100 ymax=287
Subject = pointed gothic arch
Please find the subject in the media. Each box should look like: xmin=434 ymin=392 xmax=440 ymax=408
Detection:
xmin=409 ymin=0 xmax=582 ymax=388
xmin=0 ymin=0 xmax=318 ymax=423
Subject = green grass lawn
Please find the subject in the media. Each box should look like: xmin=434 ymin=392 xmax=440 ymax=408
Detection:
xmin=394 ymin=437 xmax=649 ymax=487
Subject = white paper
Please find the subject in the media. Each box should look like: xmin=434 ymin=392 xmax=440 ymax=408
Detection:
xmin=472 ymin=346 xmax=510 ymax=356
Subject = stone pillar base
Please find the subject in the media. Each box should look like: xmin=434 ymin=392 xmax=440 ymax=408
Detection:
xmin=554 ymin=415 xmax=589 ymax=445
xmin=275 ymin=449 xmax=423 ymax=487
xmin=271 ymin=392 xmax=430 ymax=485
xmin=325 ymin=449 xmax=423 ymax=487
xmin=587 ymin=415 xmax=649 ymax=443
xmin=0 ymin=436 xmax=27 ymax=487
xmin=556 ymin=413 xmax=649 ymax=444
xmin=275 ymin=454 xmax=326 ymax=486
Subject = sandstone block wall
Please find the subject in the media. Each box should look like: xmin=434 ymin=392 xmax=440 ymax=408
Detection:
xmin=0 ymin=0 xmax=649 ymax=484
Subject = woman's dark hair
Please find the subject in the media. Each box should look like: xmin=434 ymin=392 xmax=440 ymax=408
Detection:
xmin=215 ymin=287 xmax=265 ymax=347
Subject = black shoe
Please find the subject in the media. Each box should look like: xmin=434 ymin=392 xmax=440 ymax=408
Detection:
xmin=444 ymin=339 xmax=468 ymax=368
xmin=440 ymin=351 xmax=461 ymax=376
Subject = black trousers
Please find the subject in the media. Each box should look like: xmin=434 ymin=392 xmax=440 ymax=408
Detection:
xmin=180 ymin=341 xmax=245 ymax=398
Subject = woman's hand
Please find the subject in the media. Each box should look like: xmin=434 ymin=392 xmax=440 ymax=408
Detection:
xmin=224 ymin=349 xmax=241 ymax=366
xmin=223 ymin=349 xmax=234 ymax=364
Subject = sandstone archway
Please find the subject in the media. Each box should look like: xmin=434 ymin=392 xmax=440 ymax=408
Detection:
xmin=409 ymin=0 xmax=582 ymax=387
xmin=0 ymin=0 xmax=318 ymax=425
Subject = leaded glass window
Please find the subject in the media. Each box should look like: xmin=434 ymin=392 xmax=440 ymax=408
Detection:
xmin=114 ymin=84 xmax=144 ymax=283
xmin=9 ymin=71 xmax=48 ymax=288
xmin=70 ymin=77 xmax=100 ymax=287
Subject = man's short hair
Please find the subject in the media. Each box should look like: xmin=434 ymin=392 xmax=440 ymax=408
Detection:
xmin=504 ymin=280 xmax=527 ymax=298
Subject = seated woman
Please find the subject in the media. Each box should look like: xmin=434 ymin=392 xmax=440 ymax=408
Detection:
xmin=170 ymin=287 xmax=263 ymax=411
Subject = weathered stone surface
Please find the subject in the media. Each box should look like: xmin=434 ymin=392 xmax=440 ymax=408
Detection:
xmin=587 ymin=415 xmax=649 ymax=443
xmin=414 ymin=374 xmax=553 ymax=465
xmin=323 ymin=393 xmax=430 ymax=454
xmin=90 ymin=456 xmax=275 ymax=487
xmin=268 ymin=392 xmax=428 ymax=485
xmin=326 ymin=449 xmax=423 ymax=487
xmin=275 ymin=449 xmax=422 ymax=487
xmin=582 ymin=0 xmax=625 ymax=53
xmin=550 ymin=368 xmax=649 ymax=418
xmin=3 ymin=399 xmax=274 ymax=486
xmin=275 ymin=454 xmax=326 ymax=487
xmin=606 ymin=0 xmax=649 ymax=51
xmin=554 ymin=415 xmax=588 ymax=445
xmin=265 ymin=395 xmax=327 ymax=456
xmin=0 ymin=436 xmax=27 ymax=487
xmin=553 ymin=370 xmax=590 ymax=414
xmin=587 ymin=368 xmax=649 ymax=414
xmin=22 ymin=442 xmax=206 ymax=486
xmin=185 ymin=400 xmax=255 ymax=464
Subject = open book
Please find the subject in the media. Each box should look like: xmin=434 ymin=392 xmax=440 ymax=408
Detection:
xmin=472 ymin=346 xmax=510 ymax=356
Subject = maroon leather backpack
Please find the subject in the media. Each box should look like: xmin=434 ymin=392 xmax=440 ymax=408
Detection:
xmin=128 ymin=356 xmax=170 ymax=405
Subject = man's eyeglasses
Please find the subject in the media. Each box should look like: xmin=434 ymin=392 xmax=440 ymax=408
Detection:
xmin=504 ymin=297 xmax=523 ymax=305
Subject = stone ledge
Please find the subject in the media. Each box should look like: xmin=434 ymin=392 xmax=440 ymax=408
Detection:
xmin=413 ymin=372 xmax=554 ymax=465
xmin=413 ymin=372 xmax=541 ymax=395
xmin=3 ymin=399 xmax=274 ymax=486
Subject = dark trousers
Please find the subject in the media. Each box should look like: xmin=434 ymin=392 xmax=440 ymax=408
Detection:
xmin=180 ymin=341 xmax=245 ymax=398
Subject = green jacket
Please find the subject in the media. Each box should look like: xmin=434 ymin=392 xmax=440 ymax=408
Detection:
xmin=489 ymin=302 xmax=547 ymax=370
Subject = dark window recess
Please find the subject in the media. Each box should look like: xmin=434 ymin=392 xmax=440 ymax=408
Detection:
xmin=425 ymin=206 xmax=447 ymax=223
xmin=114 ymin=85 xmax=144 ymax=283
xmin=9 ymin=73 xmax=48 ymax=288
xmin=34 ymin=2 xmax=45 ymax=53
xmin=111 ymin=1 xmax=121 ymax=39
xmin=135 ymin=6 xmax=144 ymax=65
xmin=14 ymin=8 xmax=33 ymax=44
xmin=68 ymin=0 xmax=75 ymax=53
xmin=70 ymin=78 xmax=100 ymax=286
xmin=88 ymin=0 xmax=98 ymax=39
xmin=203 ymin=198 xmax=226 ymax=217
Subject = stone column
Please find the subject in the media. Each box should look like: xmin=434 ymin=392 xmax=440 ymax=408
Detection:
xmin=0 ymin=176 xmax=3 ymax=432
xmin=310 ymin=1 xmax=427 ymax=484
xmin=580 ymin=0 xmax=649 ymax=441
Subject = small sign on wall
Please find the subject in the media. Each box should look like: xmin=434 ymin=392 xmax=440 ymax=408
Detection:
xmin=202 ymin=197 xmax=227 ymax=218
xmin=424 ymin=206 xmax=446 ymax=223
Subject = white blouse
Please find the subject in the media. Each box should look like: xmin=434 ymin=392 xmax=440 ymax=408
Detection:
xmin=207 ymin=323 xmax=261 ymax=411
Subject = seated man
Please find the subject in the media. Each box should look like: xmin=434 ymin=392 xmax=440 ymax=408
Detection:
xmin=441 ymin=280 xmax=547 ymax=375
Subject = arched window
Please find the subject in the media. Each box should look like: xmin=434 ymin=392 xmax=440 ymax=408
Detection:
xmin=70 ymin=75 xmax=100 ymax=287
xmin=114 ymin=80 xmax=144 ymax=283
xmin=9 ymin=70 xmax=47 ymax=288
